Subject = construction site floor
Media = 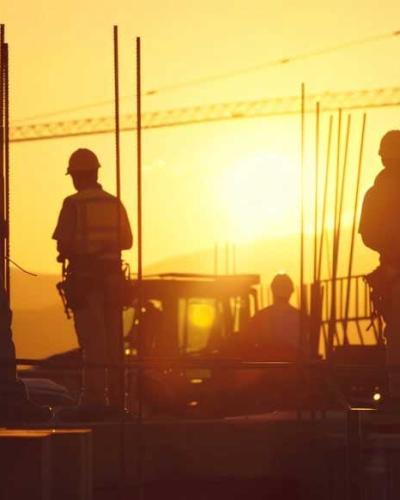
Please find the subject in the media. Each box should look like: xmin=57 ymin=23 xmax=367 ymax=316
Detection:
xmin=6 ymin=409 xmax=400 ymax=499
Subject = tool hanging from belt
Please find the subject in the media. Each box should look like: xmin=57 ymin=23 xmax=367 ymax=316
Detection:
xmin=56 ymin=257 xmax=133 ymax=318
xmin=364 ymin=265 xmax=400 ymax=324
xmin=56 ymin=259 xmax=72 ymax=319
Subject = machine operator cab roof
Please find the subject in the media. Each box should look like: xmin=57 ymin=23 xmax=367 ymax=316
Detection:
xmin=126 ymin=273 xmax=260 ymax=358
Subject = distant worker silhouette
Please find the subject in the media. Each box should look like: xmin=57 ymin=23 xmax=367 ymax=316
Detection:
xmin=53 ymin=149 xmax=133 ymax=414
xmin=359 ymin=130 xmax=400 ymax=405
xmin=245 ymin=273 xmax=306 ymax=360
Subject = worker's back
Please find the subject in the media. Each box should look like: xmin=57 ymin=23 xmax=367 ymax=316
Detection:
xmin=246 ymin=302 xmax=301 ymax=360
xmin=53 ymin=184 xmax=132 ymax=261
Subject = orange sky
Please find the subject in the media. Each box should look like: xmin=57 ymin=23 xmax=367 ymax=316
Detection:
xmin=2 ymin=0 xmax=400 ymax=282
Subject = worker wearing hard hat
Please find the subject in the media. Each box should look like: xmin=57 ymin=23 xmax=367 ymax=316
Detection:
xmin=244 ymin=273 xmax=307 ymax=360
xmin=359 ymin=130 xmax=400 ymax=406
xmin=53 ymin=149 xmax=133 ymax=415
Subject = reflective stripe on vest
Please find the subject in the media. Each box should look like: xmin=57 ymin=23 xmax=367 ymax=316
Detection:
xmin=74 ymin=196 xmax=123 ymax=255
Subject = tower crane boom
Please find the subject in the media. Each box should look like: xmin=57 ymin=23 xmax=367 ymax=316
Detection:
xmin=10 ymin=85 xmax=400 ymax=143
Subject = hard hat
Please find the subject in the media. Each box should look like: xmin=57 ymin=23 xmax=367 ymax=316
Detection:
xmin=271 ymin=273 xmax=294 ymax=298
xmin=66 ymin=148 xmax=101 ymax=175
xmin=379 ymin=130 xmax=400 ymax=159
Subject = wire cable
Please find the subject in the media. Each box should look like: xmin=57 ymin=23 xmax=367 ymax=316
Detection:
xmin=12 ymin=29 xmax=400 ymax=124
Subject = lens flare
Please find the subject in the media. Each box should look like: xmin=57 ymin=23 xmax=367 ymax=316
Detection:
xmin=188 ymin=303 xmax=216 ymax=329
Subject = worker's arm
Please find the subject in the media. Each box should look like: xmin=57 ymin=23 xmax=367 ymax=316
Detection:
xmin=52 ymin=198 xmax=77 ymax=260
xmin=359 ymin=188 xmax=383 ymax=252
xmin=119 ymin=202 xmax=133 ymax=250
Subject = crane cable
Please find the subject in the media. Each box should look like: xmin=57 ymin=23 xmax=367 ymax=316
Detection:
xmin=13 ymin=29 xmax=400 ymax=124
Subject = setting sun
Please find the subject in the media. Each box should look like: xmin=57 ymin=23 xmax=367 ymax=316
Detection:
xmin=218 ymin=152 xmax=300 ymax=242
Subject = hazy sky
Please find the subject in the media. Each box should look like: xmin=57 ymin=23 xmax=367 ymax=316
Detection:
xmin=2 ymin=0 xmax=400 ymax=281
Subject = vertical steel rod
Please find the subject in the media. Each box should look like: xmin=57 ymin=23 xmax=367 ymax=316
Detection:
xmin=0 ymin=25 xmax=5 ymax=291
xmin=313 ymin=102 xmax=320 ymax=283
xmin=335 ymin=114 xmax=351 ymax=343
xmin=335 ymin=114 xmax=351 ymax=255
xmin=310 ymin=102 xmax=322 ymax=358
xmin=4 ymin=43 xmax=10 ymax=300
xmin=299 ymin=83 xmax=306 ymax=359
xmin=135 ymin=35 xmax=145 ymax=500
xmin=112 ymin=26 xmax=127 ymax=500
xmin=113 ymin=26 xmax=121 ymax=200
xmin=317 ymin=116 xmax=333 ymax=282
xmin=328 ymin=109 xmax=342 ymax=357
xmin=343 ymin=114 xmax=367 ymax=341
xmin=136 ymin=37 xmax=142 ymax=284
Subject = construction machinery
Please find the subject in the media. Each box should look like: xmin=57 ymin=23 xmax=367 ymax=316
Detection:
xmin=20 ymin=270 xmax=388 ymax=415
xmin=124 ymin=272 xmax=261 ymax=416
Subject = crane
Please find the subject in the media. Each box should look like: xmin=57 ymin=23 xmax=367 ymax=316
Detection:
xmin=10 ymin=85 xmax=400 ymax=143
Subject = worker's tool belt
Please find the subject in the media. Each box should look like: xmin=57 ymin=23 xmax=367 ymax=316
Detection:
xmin=67 ymin=256 xmax=122 ymax=274
xmin=364 ymin=265 xmax=400 ymax=320
xmin=59 ymin=273 xmax=95 ymax=311
xmin=57 ymin=258 xmax=132 ymax=316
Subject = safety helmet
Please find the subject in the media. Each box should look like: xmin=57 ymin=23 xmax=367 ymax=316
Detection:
xmin=379 ymin=130 xmax=400 ymax=159
xmin=271 ymin=273 xmax=294 ymax=299
xmin=66 ymin=148 xmax=101 ymax=175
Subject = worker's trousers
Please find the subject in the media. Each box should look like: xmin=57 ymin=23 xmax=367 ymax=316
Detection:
xmin=71 ymin=272 xmax=125 ymax=409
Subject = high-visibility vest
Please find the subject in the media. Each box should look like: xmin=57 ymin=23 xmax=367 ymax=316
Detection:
xmin=68 ymin=188 xmax=132 ymax=257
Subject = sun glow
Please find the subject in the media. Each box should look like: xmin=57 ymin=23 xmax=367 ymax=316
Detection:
xmin=218 ymin=152 xmax=301 ymax=242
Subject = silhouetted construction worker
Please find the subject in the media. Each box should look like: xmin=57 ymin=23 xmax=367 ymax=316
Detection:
xmin=245 ymin=274 xmax=306 ymax=360
xmin=359 ymin=130 xmax=400 ymax=404
xmin=53 ymin=149 xmax=133 ymax=414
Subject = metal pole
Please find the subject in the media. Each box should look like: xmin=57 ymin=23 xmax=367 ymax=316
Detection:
xmin=343 ymin=114 xmax=367 ymax=342
xmin=4 ymin=43 xmax=10 ymax=300
xmin=313 ymin=102 xmax=320 ymax=283
xmin=135 ymin=35 xmax=145 ymax=500
xmin=317 ymin=116 xmax=333 ymax=282
xmin=335 ymin=114 xmax=351 ymax=258
xmin=299 ymin=83 xmax=306 ymax=358
xmin=335 ymin=114 xmax=352 ymax=342
xmin=113 ymin=26 xmax=121 ymax=201
xmin=310 ymin=102 xmax=322 ymax=359
xmin=0 ymin=25 xmax=5 ymax=291
xmin=112 ymin=26 xmax=127 ymax=500
xmin=136 ymin=37 xmax=142 ymax=285
xmin=328 ymin=109 xmax=342 ymax=358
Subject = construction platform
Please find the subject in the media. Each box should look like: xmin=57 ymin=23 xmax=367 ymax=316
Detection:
xmin=2 ymin=409 xmax=400 ymax=499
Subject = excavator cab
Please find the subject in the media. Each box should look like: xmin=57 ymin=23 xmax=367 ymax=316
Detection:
xmin=125 ymin=273 xmax=260 ymax=416
xmin=126 ymin=273 xmax=260 ymax=357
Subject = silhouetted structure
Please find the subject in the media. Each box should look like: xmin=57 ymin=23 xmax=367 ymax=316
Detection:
xmin=359 ymin=130 xmax=400 ymax=403
xmin=53 ymin=148 xmax=133 ymax=412
xmin=0 ymin=284 xmax=23 ymax=412
xmin=0 ymin=283 xmax=52 ymax=422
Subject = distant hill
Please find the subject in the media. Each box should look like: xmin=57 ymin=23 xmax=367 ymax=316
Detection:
xmin=11 ymin=271 xmax=77 ymax=359
xmin=10 ymin=231 xmax=378 ymax=360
